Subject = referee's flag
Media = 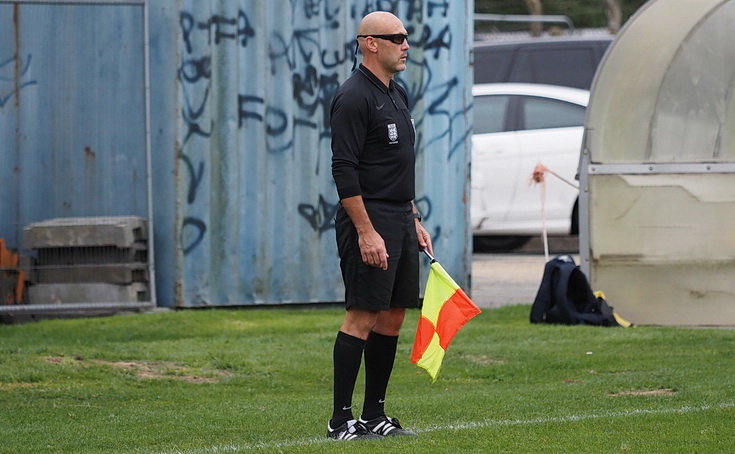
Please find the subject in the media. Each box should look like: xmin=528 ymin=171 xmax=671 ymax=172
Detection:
xmin=411 ymin=256 xmax=481 ymax=381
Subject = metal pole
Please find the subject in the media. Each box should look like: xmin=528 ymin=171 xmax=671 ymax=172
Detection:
xmin=142 ymin=0 xmax=156 ymax=307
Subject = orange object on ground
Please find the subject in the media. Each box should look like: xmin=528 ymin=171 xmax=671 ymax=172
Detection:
xmin=0 ymin=238 xmax=26 ymax=304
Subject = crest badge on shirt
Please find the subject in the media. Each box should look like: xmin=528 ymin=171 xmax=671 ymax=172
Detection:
xmin=387 ymin=123 xmax=398 ymax=144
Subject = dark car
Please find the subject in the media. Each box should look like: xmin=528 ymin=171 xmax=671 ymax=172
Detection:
xmin=473 ymin=35 xmax=613 ymax=89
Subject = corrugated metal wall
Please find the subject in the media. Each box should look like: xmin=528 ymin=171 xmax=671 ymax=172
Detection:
xmin=158 ymin=0 xmax=474 ymax=307
xmin=2 ymin=0 xmax=473 ymax=308
xmin=0 ymin=1 xmax=154 ymax=312
xmin=0 ymin=2 xmax=148 ymax=242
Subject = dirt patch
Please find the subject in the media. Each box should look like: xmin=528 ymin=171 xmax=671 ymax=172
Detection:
xmin=225 ymin=320 xmax=258 ymax=330
xmin=44 ymin=356 xmax=232 ymax=384
xmin=608 ymin=388 xmax=676 ymax=397
xmin=466 ymin=354 xmax=506 ymax=366
xmin=0 ymin=382 xmax=34 ymax=390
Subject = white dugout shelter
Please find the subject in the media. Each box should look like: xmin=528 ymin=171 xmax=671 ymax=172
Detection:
xmin=579 ymin=0 xmax=735 ymax=325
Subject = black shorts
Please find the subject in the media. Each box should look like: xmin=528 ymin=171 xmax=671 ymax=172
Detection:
xmin=335 ymin=200 xmax=420 ymax=311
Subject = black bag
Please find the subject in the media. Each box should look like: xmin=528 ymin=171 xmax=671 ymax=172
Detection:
xmin=530 ymin=255 xmax=623 ymax=326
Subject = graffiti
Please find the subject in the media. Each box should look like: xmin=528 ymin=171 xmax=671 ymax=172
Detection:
xmin=178 ymin=0 xmax=468 ymax=256
xmin=181 ymin=217 xmax=207 ymax=255
xmin=0 ymin=54 xmax=37 ymax=108
xmin=417 ymin=23 xmax=452 ymax=59
xmin=182 ymin=85 xmax=211 ymax=143
xmin=179 ymin=10 xmax=247 ymax=257
xmin=298 ymin=195 xmax=431 ymax=238
xmin=298 ymin=194 xmax=340 ymax=236
xmin=180 ymin=11 xmax=255 ymax=54
xmin=179 ymin=153 xmax=205 ymax=204
xmin=414 ymin=196 xmax=432 ymax=222
xmin=418 ymin=74 xmax=467 ymax=159
xmin=237 ymin=95 xmax=289 ymax=137
xmin=292 ymin=68 xmax=340 ymax=135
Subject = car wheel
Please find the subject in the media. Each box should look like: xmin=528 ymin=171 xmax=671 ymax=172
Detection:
xmin=571 ymin=198 xmax=579 ymax=235
xmin=473 ymin=235 xmax=531 ymax=252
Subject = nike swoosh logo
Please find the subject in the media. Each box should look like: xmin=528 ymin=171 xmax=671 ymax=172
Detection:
xmin=342 ymin=405 xmax=352 ymax=411
xmin=376 ymin=103 xmax=385 ymax=110
xmin=378 ymin=399 xmax=385 ymax=404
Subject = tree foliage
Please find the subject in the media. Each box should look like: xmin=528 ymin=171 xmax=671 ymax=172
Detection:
xmin=475 ymin=0 xmax=649 ymax=34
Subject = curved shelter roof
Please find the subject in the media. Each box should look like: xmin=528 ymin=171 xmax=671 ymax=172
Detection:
xmin=580 ymin=0 xmax=735 ymax=326
xmin=586 ymin=0 xmax=735 ymax=164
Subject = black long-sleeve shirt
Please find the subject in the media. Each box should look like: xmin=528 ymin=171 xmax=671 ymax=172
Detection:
xmin=330 ymin=65 xmax=416 ymax=204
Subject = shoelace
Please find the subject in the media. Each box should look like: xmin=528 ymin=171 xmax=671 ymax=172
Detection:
xmin=351 ymin=421 xmax=371 ymax=433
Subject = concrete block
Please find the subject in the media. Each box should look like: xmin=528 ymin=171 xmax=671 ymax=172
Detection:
xmin=28 ymin=283 xmax=149 ymax=304
xmin=33 ymin=263 xmax=149 ymax=284
xmin=23 ymin=216 xmax=147 ymax=249
xmin=35 ymin=243 xmax=147 ymax=265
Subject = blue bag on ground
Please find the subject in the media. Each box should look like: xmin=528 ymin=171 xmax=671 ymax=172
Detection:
xmin=530 ymin=255 xmax=625 ymax=326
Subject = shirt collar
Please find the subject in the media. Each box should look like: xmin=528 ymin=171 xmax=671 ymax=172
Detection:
xmin=357 ymin=64 xmax=392 ymax=93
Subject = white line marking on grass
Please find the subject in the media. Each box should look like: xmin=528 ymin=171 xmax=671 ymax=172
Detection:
xmin=155 ymin=401 xmax=735 ymax=454
xmin=419 ymin=401 xmax=735 ymax=433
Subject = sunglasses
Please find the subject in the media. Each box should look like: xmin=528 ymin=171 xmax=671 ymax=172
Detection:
xmin=356 ymin=33 xmax=409 ymax=44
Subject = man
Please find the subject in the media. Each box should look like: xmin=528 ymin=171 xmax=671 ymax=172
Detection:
xmin=328 ymin=11 xmax=433 ymax=441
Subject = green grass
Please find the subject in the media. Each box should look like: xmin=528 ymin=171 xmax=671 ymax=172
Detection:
xmin=1 ymin=305 xmax=734 ymax=453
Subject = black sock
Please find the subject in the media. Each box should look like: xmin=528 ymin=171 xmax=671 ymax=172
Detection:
xmin=362 ymin=331 xmax=398 ymax=420
xmin=331 ymin=331 xmax=366 ymax=427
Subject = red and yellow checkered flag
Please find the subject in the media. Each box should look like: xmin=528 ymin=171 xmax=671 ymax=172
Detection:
xmin=411 ymin=256 xmax=481 ymax=381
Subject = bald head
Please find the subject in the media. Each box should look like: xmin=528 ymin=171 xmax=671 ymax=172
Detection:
xmin=357 ymin=11 xmax=403 ymax=35
xmin=355 ymin=11 xmax=409 ymax=85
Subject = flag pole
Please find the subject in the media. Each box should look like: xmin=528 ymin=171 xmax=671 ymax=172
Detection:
xmin=422 ymin=249 xmax=437 ymax=263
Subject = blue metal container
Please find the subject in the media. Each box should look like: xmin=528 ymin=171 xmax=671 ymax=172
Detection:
xmin=1 ymin=0 xmax=473 ymax=308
